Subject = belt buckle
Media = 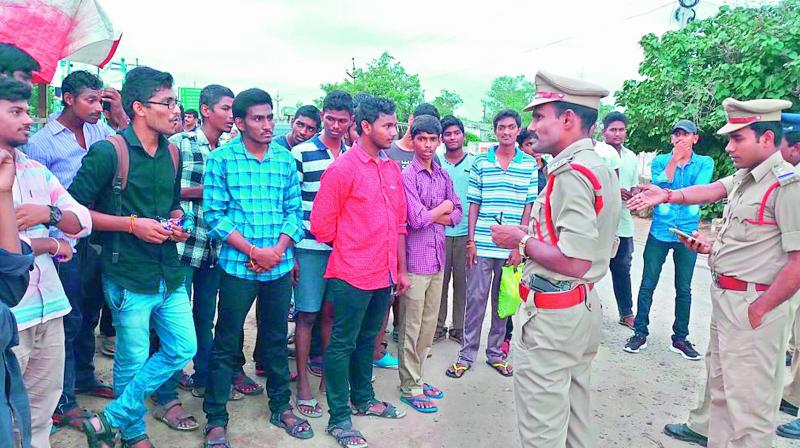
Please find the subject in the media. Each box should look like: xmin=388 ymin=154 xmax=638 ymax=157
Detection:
xmin=582 ymin=284 xmax=591 ymax=311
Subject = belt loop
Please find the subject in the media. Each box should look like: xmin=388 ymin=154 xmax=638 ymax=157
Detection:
xmin=583 ymin=284 xmax=591 ymax=311
xmin=747 ymin=282 xmax=757 ymax=296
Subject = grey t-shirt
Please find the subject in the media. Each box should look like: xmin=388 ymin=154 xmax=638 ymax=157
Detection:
xmin=384 ymin=140 xmax=441 ymax=170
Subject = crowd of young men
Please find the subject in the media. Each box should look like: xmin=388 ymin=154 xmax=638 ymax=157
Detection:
xmin=3 ymin=40 xmax=800 ymax=448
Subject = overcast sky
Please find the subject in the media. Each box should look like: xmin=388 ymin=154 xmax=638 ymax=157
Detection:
xmin=90 ymin=0 xmax=759 ymax=120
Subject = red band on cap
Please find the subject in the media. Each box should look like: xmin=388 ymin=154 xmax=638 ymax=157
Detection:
xmin=728 ymin=115 xmax=761 ymax=124
xmin=536 ymin=91 xmax=565 ymax=99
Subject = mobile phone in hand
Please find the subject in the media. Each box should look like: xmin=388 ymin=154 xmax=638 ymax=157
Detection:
xmin=669 ymin=227 xmax=693 ymax=240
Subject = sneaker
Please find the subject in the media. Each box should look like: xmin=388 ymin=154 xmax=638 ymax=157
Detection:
xmin=664 ymin=423 xmax=708 ymax=446
xmin=670 ymin=339 xmax=701 ymax=361
xmin=781 ymin=398 xmax=799 ymax=416
xmin=618 ymin=315 xmax=634 ymax=329
xmin=373 ymin=352 xmax=399 ymax=369
xmin=623 ymin=334 xmax=647 ymax=353
xmin=777 ymin=418 xmax=800 ymax=439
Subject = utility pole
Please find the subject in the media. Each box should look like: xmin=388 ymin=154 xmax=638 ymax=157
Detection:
xmin=674 ymin=0 xmax=699 ymax=28
xmin=346 ymin=57 xmax=357 ymax=81
xmin=274 ymin=91 xmax=283 ymax=120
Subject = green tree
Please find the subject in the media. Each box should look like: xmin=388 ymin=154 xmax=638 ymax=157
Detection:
xmin=319 ymin=52 xmax=424 ymax=121
xmin=617 ymin=0 xmax=800 ymax=218
xmin=431 ymin=89 xmax=463 ymax=117
xmin=481 ymin=75 xmax=534 ymax=125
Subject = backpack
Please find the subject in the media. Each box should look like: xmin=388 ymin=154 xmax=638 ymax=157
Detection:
xmin=105 ymin=134 xmax=181 ymax=263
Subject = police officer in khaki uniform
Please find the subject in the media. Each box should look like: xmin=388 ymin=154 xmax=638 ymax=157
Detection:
xmin=664 ymin=111 xmax=800 ymax=445
xmin=491 ymin=70 xmax=620 ymax=448
xmin=630 ymin=98 xmax=800 ymax=447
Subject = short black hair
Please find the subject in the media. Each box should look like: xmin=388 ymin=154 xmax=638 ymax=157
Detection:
xmin=61 ymin=70 xmax=102 ymax=107
xmin=185 ymin=109 xmax=199 ymax=119
xmin=121 ymin=66 xmax=174 ymax=119
xmin=440 ymin=115 xmax=464 ymax=134
xmin=786 ymin=132 xmax=800 ymax=147
xmin=553 ymin=101 xmax=598 ymax=134
xmin=0 ymin=76 xmax=32 ymax=102
xmin=413 ymin=103 xmax=440 ymax=119
xmin=233 ymin=88 xmax=273 ymax=121
xmin=493 ymin=109 xmax=521 ymax=130
xmin=356 ymin=96 xmax=396 ymax=135
xmin=0 ymin=43 xmax=39 ymax=75
xmin=294 ymin=105 xmax=321 ymax=129
xmin=517 ymin=128 xmax=535 ymax=146
xmin=751 ymin=121 xmax=783 ymax=144
xmin=323 ymin=90 xmax=354 ymax=115
xmin=410 ymin=115 xmax=442 ymax=138
xmin=602 ymin=111 xmax=627 ymax=128
xmin=199 ymin=84 xmax=234 ymax=111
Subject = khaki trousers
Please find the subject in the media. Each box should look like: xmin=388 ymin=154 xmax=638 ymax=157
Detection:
xmin=438 ymin=236 xmax=467 ymax=334
xmin=708 ymin=284 xmax=791 ymax=448
xmin=13 ymin=317 xmax=65 ymax=448
xmin=783 ymin=296 xmax=800 ymax=406
xmin=399 ymin=272 xmax=444 ymax=396
xmin=513 ymin=288 xmax=602 ymax=448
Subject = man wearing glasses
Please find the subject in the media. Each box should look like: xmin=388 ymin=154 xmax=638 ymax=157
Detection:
xmin=69 ymin=66 xmax=197 ymax=447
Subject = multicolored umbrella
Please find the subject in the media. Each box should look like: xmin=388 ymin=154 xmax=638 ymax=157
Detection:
xmin=0 ymin=0 xmax=121 ymax=83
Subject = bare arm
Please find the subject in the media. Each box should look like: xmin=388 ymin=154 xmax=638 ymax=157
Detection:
xmin=522 ymin=237 xmax=591 ymax=278
xmin=628 ymin=181 xmax=728 ymax=211
xmin=181 ymin=186 xmax=203 ymax=200
xmin=520 ymin=203 xmax=533 ymax=227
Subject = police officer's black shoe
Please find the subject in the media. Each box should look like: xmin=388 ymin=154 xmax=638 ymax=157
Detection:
xmin=664 ymin=423 xmax=707 ymax=446
xmin=781 ymin=398 xmax=799 ymax=416
xmin=623 ymin=334 xmax=647 ymax=353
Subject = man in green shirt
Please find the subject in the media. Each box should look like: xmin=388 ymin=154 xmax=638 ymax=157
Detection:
xmin=70 ymin=66 xmax=197 ymax=448
xmin=602 ymin=112 xmax=640 ymax=328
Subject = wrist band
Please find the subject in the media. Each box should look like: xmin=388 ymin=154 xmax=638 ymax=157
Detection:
xmin=665 ymin=189 xmax=674 ymax=204
xmin=248 ymin=244 xmax=257 ymax=261
xmin=128 ymin=215 xmax=138 ymax=234
xmin=49 ymin=237 xmax=61 ymax=256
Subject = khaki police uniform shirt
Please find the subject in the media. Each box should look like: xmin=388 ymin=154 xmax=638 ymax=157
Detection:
xmin=522 ymin=138 xmax=621 ymax=285
xmin=710 ymin=151 xmax=800 ymax=284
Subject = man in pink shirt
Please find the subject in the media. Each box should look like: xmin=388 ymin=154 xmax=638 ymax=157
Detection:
xmin=311 ymin=96 xmax=410 ymax=448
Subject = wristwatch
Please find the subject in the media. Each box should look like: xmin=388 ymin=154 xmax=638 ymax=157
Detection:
xmin=519 ymin=234 xmax=532 ymax=258
xmin=48 ymin=205 xmax=63 ymax=227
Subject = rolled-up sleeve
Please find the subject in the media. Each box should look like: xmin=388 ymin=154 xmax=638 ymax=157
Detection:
xmin=552 ymin=171 xmax=599 ymax=262
xmin=651 ymin=156 xmax=670 ymax=187
xmin=310 ymin=165 xmax=344 ymax=243
xmin=203 ymin=155 xmax=235 ymax=241
xmin=281 ymin=166 xmax=304 ymax=243
xmin=46 ymin=166 xmax=91 ymax=238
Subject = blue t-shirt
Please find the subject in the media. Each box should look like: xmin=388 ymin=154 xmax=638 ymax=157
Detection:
xmin=649 ymin=152 xmax=715 ymax=242
xmin=441 ymin=153 xmax=475 ymax=237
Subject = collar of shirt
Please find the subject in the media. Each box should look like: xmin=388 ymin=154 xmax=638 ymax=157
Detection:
xmin=230 ymin=138 xmax=278 ymax=162
xmin=549 ymin=138 xmax=595 ymax=168
xmin=122 ymin=126 xmax=171 ymax=154
xmin=410 ymin=155 xmax=442 ymax=175
xmin=748 ymin=150 xmax=785 ymax=183
xmin=194 ymin=128 xmax=211 ymax=148
xmin=312 ymin=134 xmax=347 ymax=153
xmin=354 ymin=142 xmax=390 ymax=164
xmin=486 ymin=145 xmax=523 ymax=164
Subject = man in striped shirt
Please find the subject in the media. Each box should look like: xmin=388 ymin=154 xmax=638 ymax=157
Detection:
xmin=25 ymin=70 xmax=122 ymax=429
xmin=290 ymin=90 xmax=351 ymax=418
xmin=447 ymin=109 xmax=538 ymax=379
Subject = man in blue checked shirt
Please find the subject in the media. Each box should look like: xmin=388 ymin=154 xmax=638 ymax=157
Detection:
xmin=202 ymin=88 xmax=312 ymax=445
xmin=624 ymin=119 xmax=714 ymax=361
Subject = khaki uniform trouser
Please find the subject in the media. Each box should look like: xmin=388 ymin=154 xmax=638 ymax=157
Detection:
xmin=687 ymin=290 xmax=800 ymax=439
xmin=706 ymin=284 xmax=791 ymax=448
xmin=398 ymin=272 xmax=444 ymax=396
xmin=13 ymin=317 xmax=65 ymax=448
xmin=513 ymin=288 xmax=601 ymax=448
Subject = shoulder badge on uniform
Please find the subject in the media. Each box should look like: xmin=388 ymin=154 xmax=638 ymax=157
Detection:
xmin=772 ymin=165 xmax=799 ymax=186
xmin=546 ymin=155 xmax=574 ymax=176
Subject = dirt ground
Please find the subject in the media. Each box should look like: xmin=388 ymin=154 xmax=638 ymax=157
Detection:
xmin=51 ymin=218 xmax=799 ymax=448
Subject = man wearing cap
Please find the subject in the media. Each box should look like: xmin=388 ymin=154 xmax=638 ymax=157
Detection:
xmin=630 ymin=98 xmax=800 ymax=447
xmin=623 ymin=120 xmax=714 ymax=361
xmin=491 ymin=70 xmax=620 ymax=447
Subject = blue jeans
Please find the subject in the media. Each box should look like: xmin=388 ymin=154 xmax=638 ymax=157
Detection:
xmin=609 ymin=236 xmax=635 ymax=318
xmin=101 ymin=277 xmax=196 ymax=441
xmin=633 ymin=235 xmax=698 ymax=341
xmin=55 ymin=255 xmax=82 ymax=414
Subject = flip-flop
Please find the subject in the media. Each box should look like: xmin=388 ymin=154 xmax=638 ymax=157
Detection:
xmin=296 ymin=398 xmax=323 ymax=418
xmin=53 ymin=407 xmax=93 ymax=431
xmin=232 ymin=373 xmax=264 ymax=396
xmin=352 ymin=400 xmax=406 ymax=419
xmin=486 ymin=360 xmax=513 ymax=377
xmin=326 ymin=425 xmax=368 ymax=448
xmin=422 ymin=383 xmax=444 ymax=399
xmin=203 ymin=426 xmax=231 ymax=448
xmin=121 ymin=433 xmax=155 ymax=448
xmin=270 ymin=411 xmax=314 ymax=440
xmin=445 ymin=362 xmax=469 ymax=379
xmin=76 ymin=380 xmax=115 ymax=399
xmin=151 ymin=400 xmax=199 ymax=431
xmin=82 ymin=412 xmax=115 ymax=448
xmin=400 ymin=395 xmax=438 ymax=413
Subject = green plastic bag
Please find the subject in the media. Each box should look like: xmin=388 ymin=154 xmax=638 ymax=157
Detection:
xmin=498 ymin=265 xmax=523 ymax=319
